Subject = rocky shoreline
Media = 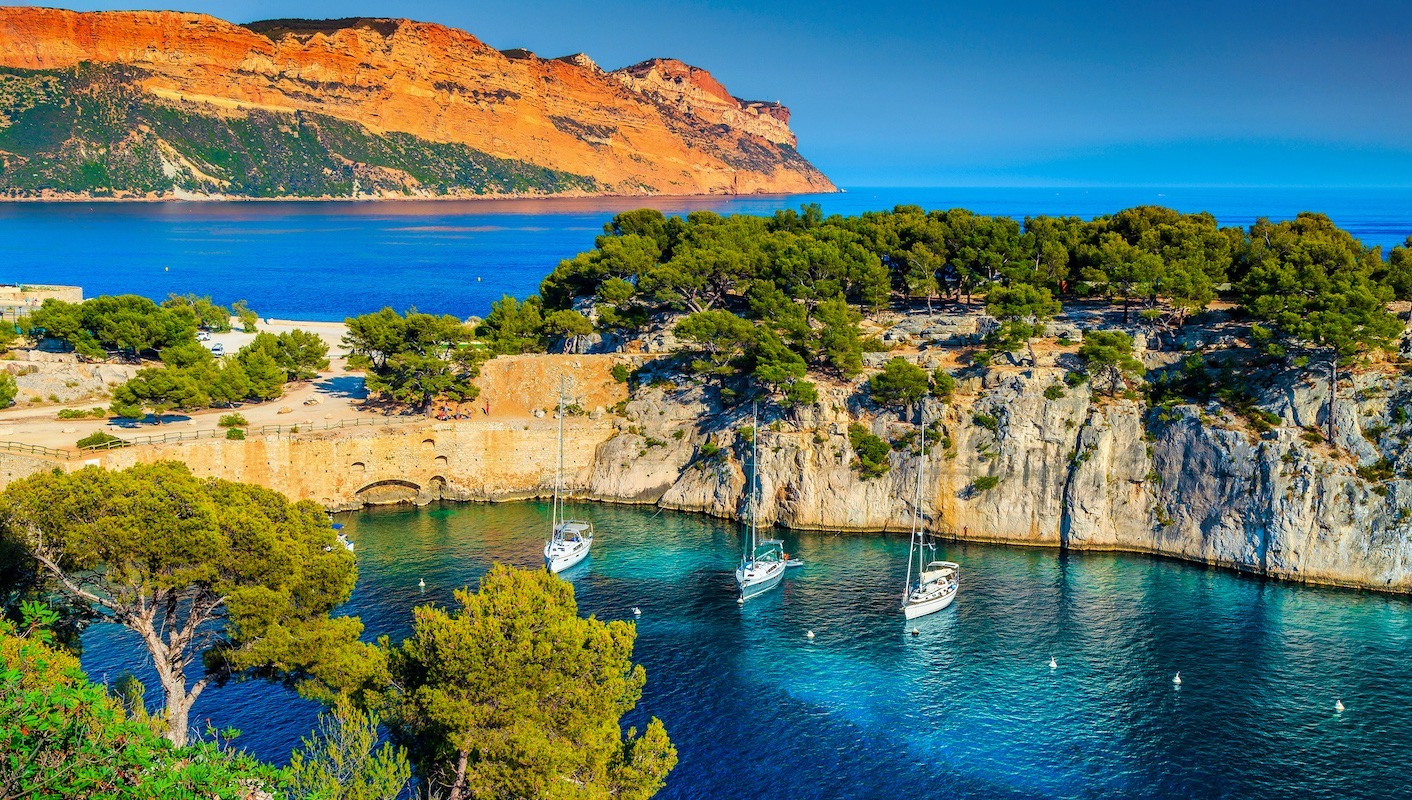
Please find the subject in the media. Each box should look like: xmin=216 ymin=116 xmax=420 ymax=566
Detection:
xmin=17 ymin=305 xmax=1409 ymax=595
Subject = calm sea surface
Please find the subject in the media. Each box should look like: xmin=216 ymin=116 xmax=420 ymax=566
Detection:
xmin=4 ymin=186 xmax=1412 ymax=321
xmin=80 ymin=502 xmax=1412 ymax=800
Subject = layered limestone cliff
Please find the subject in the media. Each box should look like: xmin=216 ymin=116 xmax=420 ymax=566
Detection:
xmin=10 ymin=317 xmax=1411 ymax=594
xmin=0 ymin=8 xmax=834 ymax=198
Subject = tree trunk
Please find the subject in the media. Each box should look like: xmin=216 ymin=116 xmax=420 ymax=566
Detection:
xmin=1328 ymin=355 xmax=1338 ymax=447
xmin=133 ymin=602 xmax=211 ymax=748
xmin=448 ymin=749 xmax=470 ymax=800
xmin=164 ymin=688 xmax=196 ymax=748
xmin=144 ymin=629 xmax=199 ymax=747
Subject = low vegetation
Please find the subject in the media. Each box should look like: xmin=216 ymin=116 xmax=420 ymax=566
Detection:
xmin=848 ymin=422 xmax=892 ymax=479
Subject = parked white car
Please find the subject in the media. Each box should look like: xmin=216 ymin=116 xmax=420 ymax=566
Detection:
xmin=197 ymin=330 xmax=211 ymax=341
xmin=209 ymin=342 xmax=225 ymax=356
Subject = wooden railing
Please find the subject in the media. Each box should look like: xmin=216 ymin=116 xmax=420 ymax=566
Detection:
xmin=0 ymin=440 xmax=80 ymax=459
xmin=255 ymin=416 xmax=414 ymax=436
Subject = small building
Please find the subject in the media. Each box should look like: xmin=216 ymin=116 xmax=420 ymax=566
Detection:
xmin=0 ymin=284 xmax=83 ymax=324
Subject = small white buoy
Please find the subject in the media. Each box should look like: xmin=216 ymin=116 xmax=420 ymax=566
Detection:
xmin=1049 ymin=656 xmax=1058 ymax=670
xmin=1335 ymin=699 xmax=1345 ymax=713
xmin=1173 ymin=672 xmax=1182 ymax=686
xmin=632 ymin=607 xmax=641 ymax=617
xmin=806 ymin=630 xmax=815 ymax=639
xmin=910 ymin=627 xmax=920 ymax=637
xmin=737 ymin=597 xmax=745 ymax=605
xmin=418 ymin=578 xmax=426 ymax=591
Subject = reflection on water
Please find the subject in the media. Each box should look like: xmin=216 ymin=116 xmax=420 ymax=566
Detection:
xmin=80 ymin=500 xmax=1412 ymax=799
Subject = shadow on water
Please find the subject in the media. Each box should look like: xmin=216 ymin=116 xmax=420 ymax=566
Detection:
xmin=79 ymin=500 xmax=1412 ymax=800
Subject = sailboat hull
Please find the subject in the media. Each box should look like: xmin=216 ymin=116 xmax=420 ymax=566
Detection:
xmin=902 ymin=583 xmax=956 ymax=619
xmin=544 ymin=538 xmax=591 ymax=573
xmin=736 ymin=560 xmax=786 ymax=600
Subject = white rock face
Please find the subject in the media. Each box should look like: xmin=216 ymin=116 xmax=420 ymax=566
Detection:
xmin=574 ymin=358 xmax=1412 ymax=593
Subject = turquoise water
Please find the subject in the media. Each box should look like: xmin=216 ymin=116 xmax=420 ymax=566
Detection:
xmin=5 ymin=186 xmax=1412 ymax=321
xmin=80 ymin=501 xmax=1412 ymax=799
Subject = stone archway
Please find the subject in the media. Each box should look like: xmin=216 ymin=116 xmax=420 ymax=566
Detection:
xmin=428 ymin=475 xmax=448 ymax=501
xmin=355 ymin=479 xmax=421 ymax=506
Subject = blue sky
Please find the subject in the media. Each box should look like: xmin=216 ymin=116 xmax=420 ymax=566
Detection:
xmin=24 ymin=0 xmax=1412 ymax=187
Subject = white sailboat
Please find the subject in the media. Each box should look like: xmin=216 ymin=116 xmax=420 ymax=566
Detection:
xmin=902 ymin=405 xmax=958 ymax=619
xmin=544 ymin=381 xmax=593 ymax=573
xmin=736 ymin=404 xmax=787 ymax=601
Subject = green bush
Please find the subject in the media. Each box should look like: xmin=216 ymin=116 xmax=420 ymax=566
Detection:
xmin=218 ymin=412 xmax=248 ymax=428
xmin=972 ymin=412 xmax=1000 ymax=433
xmin=225 ymin=427 xmax=246 ymax=440
xmin=972 ymin=475 xmax=1001 ymax=492
xmin=1356 ymin=458 xmax=1395 ymax=483
xmin=1077 ymin=330 xmax=1146 ymax=394
xmin=1044 ymin=384 xmax=1066 ymax=400
xmin=76 ymin=431 xmax=123 ymax=449
xmin=611 ymin=363 xmax=631 ymax=383
xmin=57 ymin=407 xmax=106 ymax=420
xmin=868 ymin=357 xmax=930 ymax=408
xmin=0 ymin=611 xmax=283 ymax=800
xmin=931 ymin=369 xmax=956 ymax=403
xmin=847 ymin=422 xmax=892 ymax=479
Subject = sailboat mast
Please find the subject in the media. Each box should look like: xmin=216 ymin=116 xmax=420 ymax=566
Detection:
xmin=553 ymin=378 xmax=565 ymax=534
xmin=752 ymin=403 xmax=761 ymax=551
xmin=904 ymin=403 xmax=925 ymax=603
xmin=915 ymin=404 xmax=926 ymax=541
xmin=744 ymin=402 xmax=759 ymax=563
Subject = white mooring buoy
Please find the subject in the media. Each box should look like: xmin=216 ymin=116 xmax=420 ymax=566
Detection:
xmin=632 ymin=607 xmax=641 ymax=617
xmin=1335 ymin=699 xmax=1345 ymax=713
xmin=737 ymin=597 xmax=745 ymax=605
xmin=1049 ymin=656 xmax=1058 ymax=670
xmin=1173 ymin=672 xmax=1182 ymax=686
xmin=806 ymin=630 xmax=815 ymax=639
xmin=910 ymin=627 xmax=920 ymax=637
xmin=418 ymin=578 xmax=426 ymax=591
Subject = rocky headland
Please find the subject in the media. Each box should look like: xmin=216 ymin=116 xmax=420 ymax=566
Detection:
xmin=0 ymin=8 xmax=834 ymax=198
xmin=15 ymin=307 xmax=1412 ymax=595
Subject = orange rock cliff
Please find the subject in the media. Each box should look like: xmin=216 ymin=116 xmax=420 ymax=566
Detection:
xmin=0 ymin=8 xmax=836 ymax=197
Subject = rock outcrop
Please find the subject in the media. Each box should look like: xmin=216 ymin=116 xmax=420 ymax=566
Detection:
xmin=0 ymin=8 xmax=834 ymax=198
xmin=10 ymin=314 xmax=1412 ymax=594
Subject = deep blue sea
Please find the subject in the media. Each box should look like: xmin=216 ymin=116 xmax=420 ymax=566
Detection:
xmin=4 ymin=186 xmax=1412 ymax=322
xmin=81 ymin=502 xmax=1412 ymax=799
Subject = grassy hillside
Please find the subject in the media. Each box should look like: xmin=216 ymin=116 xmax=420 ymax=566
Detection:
xmin=0 ymin=64 xmax=597 ymax=198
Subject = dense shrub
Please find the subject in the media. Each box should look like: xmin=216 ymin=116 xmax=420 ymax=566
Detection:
xmin=848 ymin=422 xmax=892 ymax=479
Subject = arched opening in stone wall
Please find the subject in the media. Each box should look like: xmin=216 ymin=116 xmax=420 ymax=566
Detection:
xmin=434 ymin=454 xmax=449 ymax=468
xmin=428 ymin=475 xmax=448 ymax=500
xmin=351 ymin=461 xmax=367 ymax=473
xmin=421 ymin=438 xmax=435 ymax=451
xmin=355 ymin=479 xmax=421 ymax=506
